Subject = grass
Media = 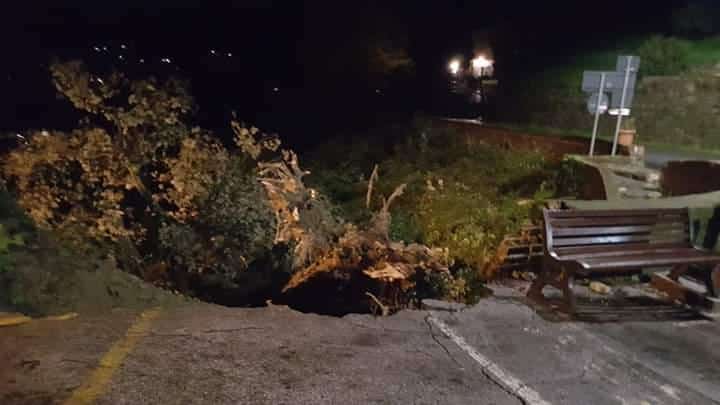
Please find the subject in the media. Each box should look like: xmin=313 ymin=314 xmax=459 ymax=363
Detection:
xmin=528 ymin=35 xmax=720 ymax=95
xmin=489 ymin=122 xmax=597 ymax=141
xmin=303 ymin=121 xmax=559 ymax=301
xmin=686 ymin=37 xmax=720 ymax=67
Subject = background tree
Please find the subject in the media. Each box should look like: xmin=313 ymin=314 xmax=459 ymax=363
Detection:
xmin=2 ymin=61 xmax=277 ymax=297
xmin=672 ymin=2 xmax=719 ymax=37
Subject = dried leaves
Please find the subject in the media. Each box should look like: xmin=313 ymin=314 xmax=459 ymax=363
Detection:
xmin=3 ymin=128 xmax=138 ymax=240
xmin=281 ymin=166 xmax=449 ymax=314
xmin=153 ymin=136 xmax=229 ymax=222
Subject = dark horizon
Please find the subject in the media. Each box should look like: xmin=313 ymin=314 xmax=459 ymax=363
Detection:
xmin=0 ymin=0 xmax=696 ymax=145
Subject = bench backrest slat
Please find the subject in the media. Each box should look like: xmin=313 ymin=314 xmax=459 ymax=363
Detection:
xmin=552 ymin=224 xmax=687 ymax=237
xmin=544 ymin=208 xmax=691 ymax=254
xmin=553 ymin=242 xmax=690 ymax=257
xmin=546 ymin=208 xmax=687 ymax=218
xmin=549 ymin=216 xmax=687 ymax=228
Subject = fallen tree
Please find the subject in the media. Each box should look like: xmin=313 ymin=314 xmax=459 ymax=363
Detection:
xmin=252 ymin=150 xmax=452 ymax=314
xmin=2 ymin=60 xmax=461 ymax=315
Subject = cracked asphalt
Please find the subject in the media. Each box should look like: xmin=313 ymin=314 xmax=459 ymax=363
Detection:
xmin=2 ymin=285 xmax=720 ymax=404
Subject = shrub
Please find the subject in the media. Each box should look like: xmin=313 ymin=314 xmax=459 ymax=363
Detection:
xmin=637 ymin=36 xmax=690 ymax=76
xmin=158 ymin=156 xmax=276 ymax=280
xmin=307 ymin=122 xmax=555 ymax=301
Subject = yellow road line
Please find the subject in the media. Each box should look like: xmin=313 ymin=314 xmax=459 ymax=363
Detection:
xmin=64 ymin=308 xmax=162 ymax=405
xmin=0 ymin=312 xmax=32 ymax=327
xmin=43 ymin=312 xmax=79 ymax=321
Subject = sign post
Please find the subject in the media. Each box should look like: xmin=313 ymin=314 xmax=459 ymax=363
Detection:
xmin=611 ymin=56 xmax=639 ymax=155
xmin=589 ymin=72 xmax=606 ymax=156
xmin=581 ymin=55 xmax=640 ymax=156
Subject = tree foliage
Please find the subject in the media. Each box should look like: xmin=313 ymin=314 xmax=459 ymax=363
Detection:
xmin=2 ymin=61 xmax=277 ymax=293
xmin=672 ymin=2 xmax=718 ymax=37
xmin=637 ymin=36 xmax=690 ymax=76
xmin=2 ymin=60 xmax=469 ymax=313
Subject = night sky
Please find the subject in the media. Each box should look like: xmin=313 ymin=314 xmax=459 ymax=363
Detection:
xmin=0 ymin=1 xmax=690 ymax=144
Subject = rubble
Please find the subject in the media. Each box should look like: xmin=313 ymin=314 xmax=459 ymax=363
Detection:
xmin=589 ymin=281 xmax=612 ymax=295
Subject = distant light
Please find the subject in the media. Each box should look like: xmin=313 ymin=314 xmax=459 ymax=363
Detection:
xmin=102 ymin=46 xmax=108 ymax=51
xmin=448 ymin=59 xmax=461 ymax=75
xmin=118 ymin=55 xmax=124 ymax=60
xmin=95 ymin=78 xmax=104 ymax=85
xmin=210 ymin=49 xmax=217 ymax=55
xmin=471 ymin=55 xmax=493 ymax=70
xmin=375 ymin=89 xmax=381 ymax=94
xmin=227 ymin=52 xmax=233 ymax=57
xmin=161 ymin=58 xmax=172 ymax=64
xmin=273 ymin=87 xmax=279 ymax=92
xmin=139 ymin=58 xmax=145 ymax=63
xmin=120 ymin=44 xmax=127 ymax=49
xmin=93 ymin=46 xmax=101 ymax=52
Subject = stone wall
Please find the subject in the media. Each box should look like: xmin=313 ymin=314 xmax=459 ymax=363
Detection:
xmin=636 ymin=68 xmax=720 ymax=148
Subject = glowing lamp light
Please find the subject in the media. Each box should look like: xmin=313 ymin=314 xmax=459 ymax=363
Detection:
xmin=448 ymin=59 xmax=461 ymax=75
xmin=471 ymin=55 xmax=493 ymax=70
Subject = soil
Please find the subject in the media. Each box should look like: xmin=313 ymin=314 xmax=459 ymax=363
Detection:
xmin=1 ymin=244 xmax=188 ymax=317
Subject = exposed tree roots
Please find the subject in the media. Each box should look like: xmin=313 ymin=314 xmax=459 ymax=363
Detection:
xmin=258 ymin=152 xmax=450 ymax=315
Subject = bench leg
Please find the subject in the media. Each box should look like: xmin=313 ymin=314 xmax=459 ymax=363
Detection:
xmin=669 ymin=264 xmax=689 ymax=282
xmin=528 ymin=264 xmax=576 ymax=313
xmin=527 ymin=270 xmax=549 ymax=302
xmin=560 ymin=271 xmax=577 ymax=314
xmin=706 ymin=264 xmax=720 ymax=298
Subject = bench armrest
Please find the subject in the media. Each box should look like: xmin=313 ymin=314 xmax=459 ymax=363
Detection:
xmin=547 ymin=251 xmax=589 ymax=271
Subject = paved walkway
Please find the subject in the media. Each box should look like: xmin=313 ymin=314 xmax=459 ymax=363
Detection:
xmin=2 ymin=285 xmax=720 ymax=404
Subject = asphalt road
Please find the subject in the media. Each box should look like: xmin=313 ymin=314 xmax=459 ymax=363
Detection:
xmin=2 ymin=285 xmax=720 ymax=404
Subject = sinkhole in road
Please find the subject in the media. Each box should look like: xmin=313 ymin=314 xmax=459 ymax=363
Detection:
xmin=187 ymin=268 xmax=386 ymax=317
xmin=187 ymin=265 xmax=442 ymax=317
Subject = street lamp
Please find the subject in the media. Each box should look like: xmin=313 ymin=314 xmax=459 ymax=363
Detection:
xmin=448 ymin=59 xmax=461 ymax=75
xmin=471 ymin=55 xmax=493 ymax=77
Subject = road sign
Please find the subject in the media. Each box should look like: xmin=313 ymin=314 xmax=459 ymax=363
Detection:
xmin=608 ymin=108 xmax=630 ymax=116
xmin=616 ymin=55 xmax=640 ymax=72
xmin=582 ymin=71 xmax=636 ymax=92
xmin=586 ymin=92 xmax=609 ymax=114
xmin=581 ymin=55 xmax=641 ymax=156
xmin=582 ymin=71 xmax=637 ymax=108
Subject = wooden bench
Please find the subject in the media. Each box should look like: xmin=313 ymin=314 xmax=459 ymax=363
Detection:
xmin=528 ymin=208 xmax=720 ymax=312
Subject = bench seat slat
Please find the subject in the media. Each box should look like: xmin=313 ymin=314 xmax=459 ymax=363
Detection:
xmin=557 ymin=247 xmax=701 ymax=260
xmin=552 ymin=234 xmax=689 ymax=247
xmin=550 ymin=217 xmax=687 ymax=227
